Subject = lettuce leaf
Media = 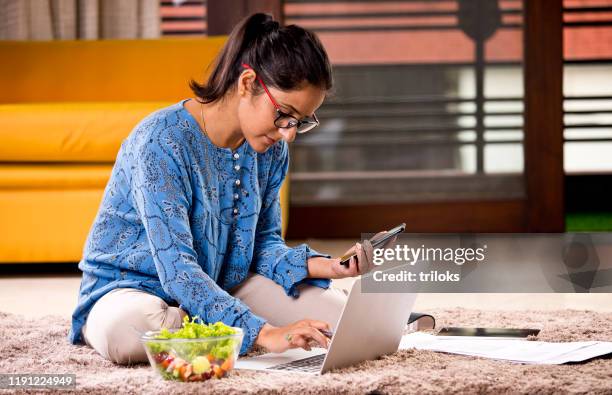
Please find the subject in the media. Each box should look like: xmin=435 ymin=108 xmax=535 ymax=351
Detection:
xmin=145 ymin=316 xmax=240 ymax=360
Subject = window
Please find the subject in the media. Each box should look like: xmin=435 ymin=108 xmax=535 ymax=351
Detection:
xmin=563 ymin=0 xmax=612 ymax=173
xmin=160 ymin=0 xmax=207 ymax=36
xmin=285 ymin=0 xmax=526 ymax=205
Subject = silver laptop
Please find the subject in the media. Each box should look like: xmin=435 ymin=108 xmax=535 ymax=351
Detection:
xmin=235 ymin=264 xmax=417 ymax=374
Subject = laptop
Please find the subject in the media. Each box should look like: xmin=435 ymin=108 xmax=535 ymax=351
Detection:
xmin=235 ymin=264 xmax=417 ymax=374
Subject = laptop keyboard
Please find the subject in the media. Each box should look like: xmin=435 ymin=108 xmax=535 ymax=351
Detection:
xmin=267 ymin=353 xmax=326 ymax=373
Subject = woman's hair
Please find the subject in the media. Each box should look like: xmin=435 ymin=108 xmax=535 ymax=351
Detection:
xmin=190 ymin=13 xmax=333 ymax=103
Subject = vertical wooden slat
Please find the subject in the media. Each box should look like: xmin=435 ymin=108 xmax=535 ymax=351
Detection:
xmin=246 ymin=0 xmax=284 ymax=25
xmin=207 ymin=0 xmax=283 ymax=36
xmin=523 ymin=0 xmax=565 ymax=231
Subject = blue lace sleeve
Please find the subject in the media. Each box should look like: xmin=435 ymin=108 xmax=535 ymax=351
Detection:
xmin=251 ymin=142 xmax=331 ymax=298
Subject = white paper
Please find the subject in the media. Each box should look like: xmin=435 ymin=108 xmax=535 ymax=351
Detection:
xmin=399 ymin=332 xmax=612 ymax=364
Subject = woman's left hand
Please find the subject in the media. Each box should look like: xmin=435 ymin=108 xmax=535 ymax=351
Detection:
xmin=329 ymin=241 xmax=369 ymax=279
xmin=329 ymin=231 xmax=397 ymax=279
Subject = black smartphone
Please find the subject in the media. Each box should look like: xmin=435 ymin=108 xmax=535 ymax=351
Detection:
xmin=339 ymin=223 xmax=406 ymax=267
xmin=436 ymin=327 xmax=540 ymax=338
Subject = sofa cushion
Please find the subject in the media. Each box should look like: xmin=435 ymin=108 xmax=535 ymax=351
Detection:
xmin=0 ymin=102 xmax=171 ymax=162
xmin=0 ymin=164 xmax=112 ymax=189
xmin=0 ymin=38 xmax=226 ymax=103
xmin=0 ymin=189 xmax=104 ymax=262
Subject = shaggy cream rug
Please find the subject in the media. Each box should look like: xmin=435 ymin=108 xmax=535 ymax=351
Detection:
xmin=1 ymin=308 xmax=611 ymax=394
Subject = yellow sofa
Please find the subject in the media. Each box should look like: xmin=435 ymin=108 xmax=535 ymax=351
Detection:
xmin=0 ymin=38 xmax=289 ymax=263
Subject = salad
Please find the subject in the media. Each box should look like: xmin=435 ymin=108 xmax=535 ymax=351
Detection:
xmin=143 ymin=315 xmax=242 ymax=382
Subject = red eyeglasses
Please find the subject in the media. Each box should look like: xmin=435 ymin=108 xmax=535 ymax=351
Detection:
xmin=242 ymin=63 xmax=319 ymax=134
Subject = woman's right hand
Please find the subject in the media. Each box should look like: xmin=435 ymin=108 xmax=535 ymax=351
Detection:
xmin=255 ymin=320 xmax=331 ymax=353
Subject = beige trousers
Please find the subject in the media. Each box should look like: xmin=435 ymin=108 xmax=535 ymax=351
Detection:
xmin=82 ymin=273 xmax=348 ymax=365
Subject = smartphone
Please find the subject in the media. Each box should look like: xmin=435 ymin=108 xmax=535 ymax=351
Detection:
xmin=339 ymin=223 xmax=406 ymax=267
xmin=436 ymin=327 xmax=540 ymax=338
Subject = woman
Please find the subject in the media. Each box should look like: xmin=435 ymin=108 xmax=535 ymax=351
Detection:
xmin=68 ymin=13 xmax=388 ymax=365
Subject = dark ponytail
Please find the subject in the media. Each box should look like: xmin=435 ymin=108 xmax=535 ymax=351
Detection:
xmin=190 ymin=13 xmax=333 ymax=104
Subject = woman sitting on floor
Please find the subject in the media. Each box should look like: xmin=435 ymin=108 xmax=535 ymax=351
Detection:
xmin=68 ymin=13 xmax=391 ymax=364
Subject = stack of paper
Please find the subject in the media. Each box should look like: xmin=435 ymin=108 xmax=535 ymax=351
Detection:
xmin=399 ymin=332 xmax=612 ymax=364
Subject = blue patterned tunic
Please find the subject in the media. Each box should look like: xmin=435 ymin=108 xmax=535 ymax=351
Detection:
xmin=68 ymin=99 xmax=330 ymax=355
